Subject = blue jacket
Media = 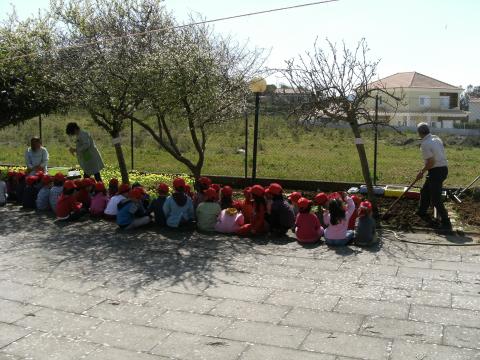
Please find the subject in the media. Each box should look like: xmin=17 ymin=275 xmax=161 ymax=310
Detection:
xmin=116 ymin=199 xmax=140 ymax=227
xmin=36 ymin=187 xmax=51 ymax=211
xmin=163 ymin=193 xmax=194 ymax=228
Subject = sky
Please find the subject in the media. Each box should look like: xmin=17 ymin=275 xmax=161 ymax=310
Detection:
xmin=1 ymin=0 xmax=478 ymax=88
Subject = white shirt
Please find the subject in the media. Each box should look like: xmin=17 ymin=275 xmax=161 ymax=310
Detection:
xmin=421 ymin=134 xmax=448 ymax=168
xmin=104 ymin=194 xmax=126 ymax=216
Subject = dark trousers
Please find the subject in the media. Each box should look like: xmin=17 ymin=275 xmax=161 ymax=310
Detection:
xmin=418 ymin=167 xmax=449 ymax=223
xmin=84 ymin=172 xmax=102 ymax=182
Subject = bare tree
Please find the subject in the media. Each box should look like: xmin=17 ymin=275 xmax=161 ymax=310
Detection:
xmin=51 ymin=0 xmax=173 ymax=183
xmin=284 ymin=38 xmax=401 ymax=207
xmin=127 ymin=19 xmax=265 ymax=178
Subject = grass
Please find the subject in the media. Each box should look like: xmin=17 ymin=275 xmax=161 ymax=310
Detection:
xmin=0 ymin=111 xmax=478 ymax=187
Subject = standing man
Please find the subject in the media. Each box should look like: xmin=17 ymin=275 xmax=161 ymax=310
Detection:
xmin=415 ymin=123 xmax=451 ymax=230
xmin=66 ymin=122 xmax=104 ymax=181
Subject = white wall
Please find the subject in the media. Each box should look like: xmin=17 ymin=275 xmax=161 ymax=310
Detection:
xmin=469 ymin=102 xmax=480 ymax=122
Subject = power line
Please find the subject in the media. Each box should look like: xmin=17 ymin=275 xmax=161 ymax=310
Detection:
xmin=3 ymin=0 xmax=339 ymax=62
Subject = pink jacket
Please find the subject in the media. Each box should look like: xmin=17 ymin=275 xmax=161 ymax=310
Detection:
xmin=90 ymin=193 xmax=109 ymax=216
xmin=215 ymin=210 xmax=244 ymax=233
xmin=323 ymin=197 xmax=355 ymax=240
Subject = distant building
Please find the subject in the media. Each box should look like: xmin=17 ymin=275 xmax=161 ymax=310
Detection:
xmin=367 ymin=72 xmax=468 ymax=129
xmin=469 ymin=98 xmax=480 ymax=122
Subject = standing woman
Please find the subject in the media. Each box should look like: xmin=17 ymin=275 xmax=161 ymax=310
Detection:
xmin=66 ymin=122 xmax=104 ymax=181
xmin=25 ymin=137 xmax=49 ymax=175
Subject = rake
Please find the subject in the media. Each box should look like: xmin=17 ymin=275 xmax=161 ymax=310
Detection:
xmin=452 ymin=174 xmax=480 ymax=204
xmin=382 ymin=178 xmax=419 ymax=220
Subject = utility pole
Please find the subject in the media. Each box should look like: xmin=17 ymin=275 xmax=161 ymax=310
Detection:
xmin=373 ymin=95 xmax=379 ymax=186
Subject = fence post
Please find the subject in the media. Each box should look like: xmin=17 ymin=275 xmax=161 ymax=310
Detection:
xmin=374 ymin=95 xmax=379 ymax=186
xmin=251 ymin=92 xmax=260 ymax=183
xmin=244 ymin=111 xmax=248 ymax=180
xmin=130 ymin=118 xmax=134 ymax=170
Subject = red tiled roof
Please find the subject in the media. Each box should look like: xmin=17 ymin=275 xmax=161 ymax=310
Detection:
xmin=369 ymin=72 xmax=462 ymax=90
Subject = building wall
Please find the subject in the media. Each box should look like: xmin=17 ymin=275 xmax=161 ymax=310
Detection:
xmin=469 ymin=102 xmax=480 ymax=122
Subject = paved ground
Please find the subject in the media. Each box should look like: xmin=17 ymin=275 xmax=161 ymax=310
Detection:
xmin=1 ymin=206 xmax=480 ymax=360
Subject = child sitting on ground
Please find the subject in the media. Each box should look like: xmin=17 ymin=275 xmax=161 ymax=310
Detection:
xmin=314 ymin=192 xmax=329 ymax=228
xmin=323 ymin=192 xmax=356 ymax=246
xmin=220 ymin=186 xmax=234 ymax=210
xmin=76 ymin=178 xmax=95 ymax=209
xmin=116 ymin=188 xmax=151 ymax=230
xmin=6 ymin=171 xmax=17 ymax=202
xmin=90 ymin=182 xmax=109 ymax=217
xmin=265 ymin=183 xmax=295 ymax=236
xmin=148 ymin=183 xmax=169 ymax=227
xmin=239 ymin=187 xmax=253 ymax=224
xmin=237 ymin=185 xmax=267 ymax=236
xmin=288 ymin=191 xmax=302 ymax=218
xmin=196 ymin=187 xmax=221 ymax=232
xmin=163 ymin=178 xmax=195 ymax=228
xmin=354 ymin=201 xmax=378 ymax=247
xmin=295 ymin=197 xmax=324 ymax=244
xmin=193 ymin=176 xmax=211 ymax=208
xmin=215 ymin=205 xmax=245 ymax=234
xmin=132 ymin=182 xmax=151 ymax=210
xmin=15 ymin=172 xmax=26 ymax=205
xmin=23 ymin=175 xmax=39 ymax=209
xmin=348 ymin=195 xmax=362 ymax=231
xmin=108 ymin=178 xmax=119 ymax=197
xmin=104 ymin=183 xmax=130 ymax=218
xmin=0 ymin=171 xmax=7 ymax=207
xmin=56 ymin=180 xmax=85 ymax=221
xmin=36 ymin=175 xmax=52 ymax=211
xmin=49 ymin=173 xmax=65 ymax=211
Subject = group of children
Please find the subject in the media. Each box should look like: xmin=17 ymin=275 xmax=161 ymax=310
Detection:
xmin=0 ymin=170 xmax=377 ymax=247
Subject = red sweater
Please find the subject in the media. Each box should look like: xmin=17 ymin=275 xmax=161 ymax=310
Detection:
xmin=296 ymin=213 xmax=322 ymax=243
xmin=56 ymin=194 xmax=82 ymax=219
xmin=76 ymin=189 xmax=91 ymax=208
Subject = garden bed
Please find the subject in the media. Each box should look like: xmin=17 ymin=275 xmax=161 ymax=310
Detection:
xmin=453 ymin=195 xmax=480 ymax=227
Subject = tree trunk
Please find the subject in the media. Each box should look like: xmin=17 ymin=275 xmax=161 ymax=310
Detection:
xmin=349 ymin=119 xmax=378 ymax=214
xmin=112 ymin=132 xmax=129 ymax=184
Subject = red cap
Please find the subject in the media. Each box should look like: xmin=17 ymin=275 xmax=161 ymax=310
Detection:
xmin=42 ymin=175 xmax=52 ymax=185
xmin=74 ymin=179 xmax=83 ymax=188
xmin=109 ymin=178 xmax=119 ymax=187
xmin=157 ymin=183 xmax=169 ymax=194
xmin=54 ymin=172 xmax=65 ymax=182
xmin=351 ymin=195 xmax=362 ymax=206
xmin=7 ymin=171 xmax=16 ymax=178
xmin=16 ymin=172 xmax=26 ymax=179
xmin=83 ymin=178 xmax=96 ymax=187
xmin=64 ymin=180 xmax=77 ymax=190
xmin=26 ymin=176 xmax=38 ymax=186
xmin=297 ymin=197 xmax=312 ymax=209
xmin=314 ymin=193 xmax=328 ymax=206
xmin=204 ymin=187 xmax=218 ymax=200
xmin=211 ymin=184 xmax=221 ymax=192
xmin=233 ymin=200 xmax=243 ymax=210
xmin=288 ymin=192 xmax=302 ymax=203
xmin=118 ymin=184 xmax=130 ymax=194
xmin=129 ymin=188 xmax=144 ymax=200
xmin=221 ymin=186 xmax=233 ymax=197
xmin=360 ymin=201 xmax=372 ymax=210
xmin=328 ymin=192 xmax=342 ymax=200
xmin=173 ymin=178 xmax=186 ymax=189
xmin=95 ymin=182 xmax=106 ymax=192
xmin=198 ymin=176 xmax=212 ymax=186
xmin=268 ymin=183 xmax=283 ymax=196
xmin=251 ymin=185 xmax=265 ymax=197
xmin=35 ymin=171 xmax=45 ymax=180
xmin=243 ymin=187 xmax=252 ymax=196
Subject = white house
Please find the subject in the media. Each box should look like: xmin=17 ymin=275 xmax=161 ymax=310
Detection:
xmin=469 ymin=98 xmax=480 ymax=122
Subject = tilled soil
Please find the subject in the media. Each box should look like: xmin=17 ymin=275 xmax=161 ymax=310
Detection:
xmin=453 ymin=196 xmax=480 ymax=227
xmin=377 ymin=197 xmax=434 ymax=231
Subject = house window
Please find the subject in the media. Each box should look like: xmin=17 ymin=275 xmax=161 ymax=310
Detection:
xmin=419 ymin=96 xmax=431 ymax=107
xmin=440 ymin=96 xmax=449 ymax=109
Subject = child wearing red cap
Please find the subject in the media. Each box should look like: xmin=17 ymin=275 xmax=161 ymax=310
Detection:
xmin=347 ymin=195 xmax=362 ymax=231
xmin=314 ymin=192 xmax=329 ymax=228
xmin=193 ymin=176 xmax=212 ymax=208
xmin=108 ymin=178 xmax=119 ymax=197
xmin=90 ymin=182 xmax=109 ymax=217
xmin=323 ymin=192 xmax=356 ymax=246
xmin=265 ymin=183 xmax=295 ymax=236
xmin=15 ymin=172 xmax=26 ymax=205
xmin=116 ymin=188 xmax=151 ymax=230
xmin=76 ymin=178 xmax=95 ymax=209
xmin=295 ymin=197 xmax=324 ymax=244
xmin=104 ymin=183 xmax=130 ymax=218
xmin=56 ymin=180 xmax=86 ymax=221
xmin=239 ymin=187 xmax=254 ymax=224
xmin=49 ymin=173 xmax=65 ymax=211
xmin=148 ymin=183 xmax=169 ymax=227
xmin=196 ymin=187 xmax=221 ymax=232
xmin=288 ymin=192 xmax=302 ymax=218
xmin=0 ymin=170 xmax=7 ymax=206
xmin=132 ymin=182 xmax=151 ymax=212
xmin=237 ymin=185 xmax=267 ymax=236
xmin=163 ymin=178 xmax=195 ymax=228
xmin=36 ymin=175 xmax=52 ymax=211
xmin=22 ymin=176 xmax=40 ymax=209
xmin=220 ymin=186 xmax=234 ymax=210
xmin=215 ymin=205 xmax=245 ymax=234
xmin=354 ymin=201 xmax=377 ymax=247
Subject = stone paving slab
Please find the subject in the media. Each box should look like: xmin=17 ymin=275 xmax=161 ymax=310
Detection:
xmin=1 ymin=207 xmax=480 ymax=359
